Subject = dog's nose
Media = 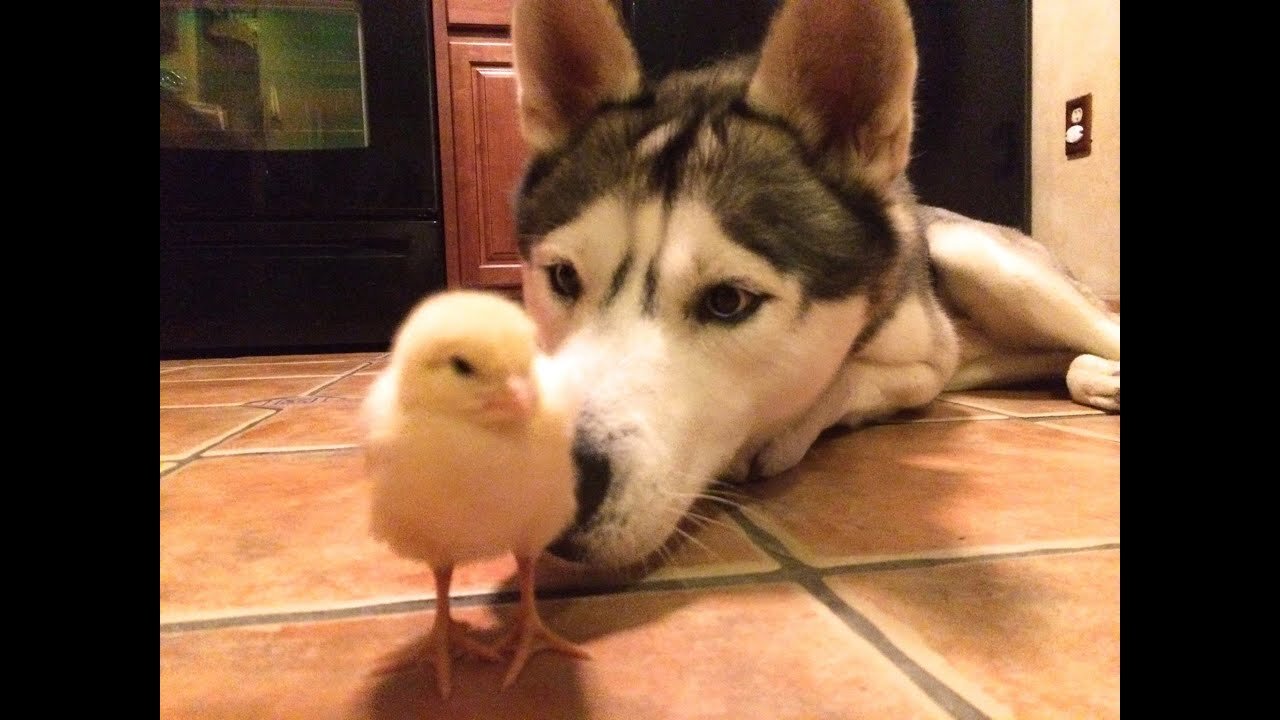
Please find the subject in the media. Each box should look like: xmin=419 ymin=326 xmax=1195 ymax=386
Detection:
xmin=547 ymin=431 xmax=612 ymax=561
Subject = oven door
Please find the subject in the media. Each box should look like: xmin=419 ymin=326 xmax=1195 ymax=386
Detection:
xmin=160 ymin=219 xmax=444 ymax=352
xmin=159 ymin=0 xmax=445 ymax=356
xmin=159 ymin=0 xmax=439 ymax=219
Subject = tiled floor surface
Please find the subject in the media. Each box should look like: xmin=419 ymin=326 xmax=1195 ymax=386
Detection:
xmin=160 ymin=353 xmax=1119 ymax=719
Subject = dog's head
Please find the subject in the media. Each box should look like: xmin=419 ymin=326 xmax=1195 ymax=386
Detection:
xmin=511 ymin=0 xmax=922 ymax=567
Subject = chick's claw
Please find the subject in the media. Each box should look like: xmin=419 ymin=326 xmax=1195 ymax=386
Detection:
xmin=428 ymin=617 xmax=503 ymax=700
xmin=493 ymin=556 xmax=591 ymax=689
xmin=373 ymin=563 xmax=499 ymax=700
xmin=497 ymin=610 xmax=592 ymax=689
xmin=374 ymin=616 xmax=501 ymax=698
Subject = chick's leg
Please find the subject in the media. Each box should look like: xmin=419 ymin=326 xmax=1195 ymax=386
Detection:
xmin=497 ymin=555 xmax=590 ymax=689
xmin=377 ymin=563 xmax=499 ymax=699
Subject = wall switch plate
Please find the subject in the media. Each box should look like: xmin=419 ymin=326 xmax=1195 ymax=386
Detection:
xmin=1065 ymin=94 xmax=1092 ymax=159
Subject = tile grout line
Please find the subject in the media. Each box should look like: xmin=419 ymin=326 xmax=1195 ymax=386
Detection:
xmin=161 ymin=408 xmax=283 ymax=473
xmin=201 ymin=440 xmax=360 ymax=457
xmin=160 ymin=408 xmax=278 ymax=462
xmin=303 ymin=360 xmax=380 ymax=397
xmin=936 ymin=394 xmax=1108 ymax=420
xmin=159 ymin=540 xmax=1122 ymax=633
xmin=161 ymin=564 xmax=891 ymax=635
xmin=1027 ymin=417 xmax=1119 ymax=443
xmin=159 ymin=574 xmax=783 ymax=634
xmin=161 ymin=357 xmax=386 ymax=370
xmin=197 ymin=363 xmax=376 ymax=455
xmin=161 ymin=374 xmax=349 ymax=383
xmin=951 ymin=407 xmax=1103 ymax=421
xmin=160 ymin=455 xmax=202 ymax=478
xmin=905 ymin=399 xmax=1010 ymax=423
xmin=189 ymin=445 xmax=360 ymax=461
xmin=158 ymin=521 xmax=1117 ymax=632
xmin=875 ymin=414 xmax=1008 ymax=426
xmin=160 ymin=359 xmax=379 ymax=469
xmin=798 ymin=578 xmax=990 ymax=720
xmin=810 ymin=540 xmax=1121 ymax=574
xmin=161 ymin=403 xmax=262 ymax=409
xmin=162 ymin=596 xmax=496 ymax=634
xmin=724 ymin=508 xmax=992 ymax=720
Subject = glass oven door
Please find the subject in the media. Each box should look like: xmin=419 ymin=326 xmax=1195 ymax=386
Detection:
xmin=159 ymin=0 xmax=439 ymax=219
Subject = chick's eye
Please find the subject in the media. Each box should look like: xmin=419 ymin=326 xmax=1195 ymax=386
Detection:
xmin=546 ymin=262 xmax=582 ymax=301
xmin=699 ymin=284 xmax=765 ymax=324
xmin=449 ymin=356 xmax=475 ymax=376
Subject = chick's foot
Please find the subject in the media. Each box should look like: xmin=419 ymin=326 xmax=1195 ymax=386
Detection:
xmin=493 ymin=556 xmax=590 ymax=689
xmin=373 ymin=564 xmax=500 ymax=699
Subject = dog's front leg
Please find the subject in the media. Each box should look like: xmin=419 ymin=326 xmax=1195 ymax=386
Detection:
xmin=751 ymin=358 xmax=950 ymax=479
xmin=1067 ymin=354 xmax=1120 ymax=412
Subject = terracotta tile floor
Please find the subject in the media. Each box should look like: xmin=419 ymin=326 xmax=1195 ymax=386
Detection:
xmin=160 ymin=353 xmax=1119 ymax=719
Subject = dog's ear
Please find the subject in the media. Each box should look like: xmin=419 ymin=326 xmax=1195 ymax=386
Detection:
xmin=511 ymin=0 xmax=643 ymax=154
xmin=746 ymin=0 xmax=917 ymax=193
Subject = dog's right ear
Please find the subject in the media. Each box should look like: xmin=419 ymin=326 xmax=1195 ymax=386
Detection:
xmin=511 ymin=0 xmax=644 ymax=154
xmin=746 ymin=0 xmax=918 ymax=194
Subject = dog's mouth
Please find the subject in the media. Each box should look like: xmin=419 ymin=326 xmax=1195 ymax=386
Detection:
xmin=548 ymin=433 xmax=614 ymax=564
xmin=547 ymin=435 xmax=747 ymax=568
xmin=545 ymin=512 xmax=709 ymax=569
xmin=545 ymin=524 xmax=659 ymax=569
xmin=546 ymin=483 xmax=748 ymax=570
xmin=543 ymin=512 xmax=668 ymax=569
xmin=545 ymin=528 xmax=593 ymax=564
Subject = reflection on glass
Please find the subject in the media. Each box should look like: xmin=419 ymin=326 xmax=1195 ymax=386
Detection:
xmin=159 ymin=1 xmax=369 ymax=151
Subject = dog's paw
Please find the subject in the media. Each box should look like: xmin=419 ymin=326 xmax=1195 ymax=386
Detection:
xmin=1066 ymin=354 xmax=1119 ymax=412
xmin=751 ymin=430 xmax=818 ymax=480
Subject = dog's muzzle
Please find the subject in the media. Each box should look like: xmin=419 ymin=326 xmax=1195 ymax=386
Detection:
xmin=546 ymin=430 xmax=613 ymax=562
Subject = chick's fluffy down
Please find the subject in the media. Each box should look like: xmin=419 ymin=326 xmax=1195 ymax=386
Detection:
xmin=362 ymin=293 xmax=579 ymax=570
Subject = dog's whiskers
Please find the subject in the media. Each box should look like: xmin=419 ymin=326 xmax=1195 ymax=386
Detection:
xmin=638 ymin=532 xmax=682 ymax=577
xmin=670 ymin=523 xmax=720 ymax=562
xmin=680 ymin=508 xmax=737 ymax=535
xmin=651 ymin=479 xmax=747 ymax=508
xmin=652 ymin=492 xmax=740 ymax=535
xmin=706 ymin=479 xmax=756 ymax=506
xmin=646 ymin=502 xmax=725 ymax=564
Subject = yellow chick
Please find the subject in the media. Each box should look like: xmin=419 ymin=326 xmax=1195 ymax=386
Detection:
xmin=362 ymin=290 xmax=588 ymax=698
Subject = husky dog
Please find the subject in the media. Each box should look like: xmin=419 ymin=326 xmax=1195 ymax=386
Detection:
xmin=510 ymin=0 xmax=1119 ymax=568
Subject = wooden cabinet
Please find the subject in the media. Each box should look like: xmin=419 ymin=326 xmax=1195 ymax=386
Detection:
xmin=446 ymin=39 xmax=526 ymax=289
xmin=432 ymin=0 xmax=525 ymax=294
xmin=443 ymin=0 xmax=513 ymax=26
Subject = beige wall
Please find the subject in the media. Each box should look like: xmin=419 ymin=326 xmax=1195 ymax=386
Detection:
xmin=1031 ymin=0 xmax=1120 ymax=298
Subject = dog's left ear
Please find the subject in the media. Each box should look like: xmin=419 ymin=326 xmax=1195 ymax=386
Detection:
xmin=746 ymin=0 xmax=917 ymax=193
xmin=511 ymin=0 xmax=644 ymax=154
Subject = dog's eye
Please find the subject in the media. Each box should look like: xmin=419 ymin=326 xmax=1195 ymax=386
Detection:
xmin=449 ymin=355 xmax=475 ymax=377
xmin=698 ymin=284 xmax=765 ymax=324
xmin=546 ymin=262 xmax=582 ymax=301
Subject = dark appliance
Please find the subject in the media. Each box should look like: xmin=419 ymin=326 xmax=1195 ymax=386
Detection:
xmin=160 ymin=0 xmax=445 ymax=357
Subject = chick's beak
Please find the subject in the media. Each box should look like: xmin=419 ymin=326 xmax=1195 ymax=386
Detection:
xmin=484 ymin=374 xmax=537 ymax=420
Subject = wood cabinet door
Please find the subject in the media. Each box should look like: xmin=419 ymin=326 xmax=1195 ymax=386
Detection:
xmin=446 ymin=39 xmax=527 ymax=290
xmin=445 ymin=0 xmax=514 ymax=27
